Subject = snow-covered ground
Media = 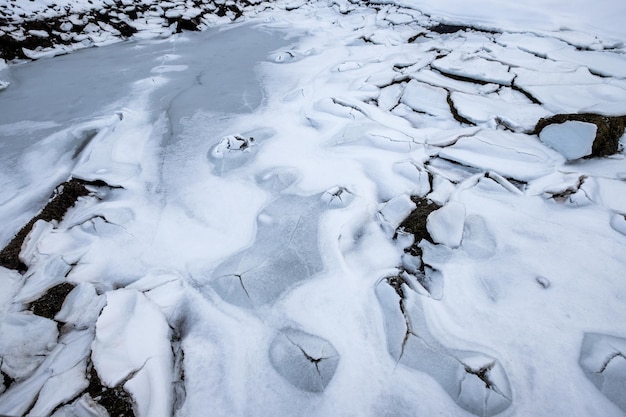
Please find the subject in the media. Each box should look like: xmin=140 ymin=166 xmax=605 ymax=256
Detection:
xmin=1 ymin=0 xmax=626 ymax=416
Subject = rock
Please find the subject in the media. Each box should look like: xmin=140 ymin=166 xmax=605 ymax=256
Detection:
xmin=535 ymin=113 xmax=626 ymax=158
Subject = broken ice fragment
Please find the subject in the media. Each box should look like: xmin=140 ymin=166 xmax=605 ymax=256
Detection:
xmin=378 ymin=194 xmax=416 ymax=236
xmin=539 ymin=121 xmax=597 ymax=160
xmin=610 ymin=214 xmax=626 ymax=236
xmin=92 ymin=289 xmax=174 ymax=417
xmin=375 ymin=278 xmax=512 ymax=416
xmin=321 ymin=186 xmax=354 ymax=208
xmin=579 ymin=332 xmax=626 ymax=412
xmin=211 ymin=134 xmax=255 ymax=159
xmin=269 ymin=328 xmax=339 ymax=392
xmin=426 ymin=201 xmax=465 ymax=248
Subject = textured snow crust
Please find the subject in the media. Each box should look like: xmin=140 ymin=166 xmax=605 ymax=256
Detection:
xmin=1 ymin=0 xmax=626 ymax=416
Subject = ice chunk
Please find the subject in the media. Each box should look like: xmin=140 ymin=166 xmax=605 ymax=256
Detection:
xmin=579 ymin=333 xmax=626 ymax=412
xmin=28 ymin=359 xmax=89 ymax=417
xmin=432 ymin=54 xmax=514 ymax=86
xmin=0 ymin=80 xmax=9 ymax=91
xmin=55 ymin=283 xmax=107 ymax=329
xmin=321 ymin=186 xmax=355 ymax=208
xmin=0 ymin=312 xmax=58 ymax=379
xmin=50 ymin=393 xmax=110 ymax=417
xmin=426 ymin=201 xmax=466 ymax=248
xmin=456 ymin=355 xmax=513 ymax=417
xmin=375 ymin=279 xmax=512 ymax=416
xmin=92 ymin=289 xmax=173 ymax=417
xmin=539 ymin=121 xmax=597 ymax=160
xmin=210 ymin=134 xmax=256 ymax=159
xmin=0 ymin=329 xmax=92 ymax=416
xmin=439 ymin=130 xmax=562 ymax=181
xmin=401 ymin=80 xmax=451 ymax=119
xmin=451 ymin=91 xmax=552 ymax=132
xmin=268 ymin=327 xmax=339 ymax=392
xmin=610 ymin=214 xmax=626 ymax=236
xmin=378 ymin=194 xmax=417 ymax=236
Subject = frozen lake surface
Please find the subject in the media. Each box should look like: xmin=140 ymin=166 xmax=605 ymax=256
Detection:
xmin=1 ymin=1 xmax=626 ymax=416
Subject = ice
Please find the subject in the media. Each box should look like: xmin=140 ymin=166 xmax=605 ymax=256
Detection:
xmin=210 ymin=195 xmax=325 ymax=307
xmin=610 ymin=214 xmax=626 ymax=236
xmin=2 ymin=1 xmax=626 ymax=416
xmin=92 ymin=289 xmax=174 ymax=417
xmin=377 ymin=194 xmax=416 ymax=235
xmin=539 ymin=121 xmax=597 ymax=160
xmin=438 ymin=130 xmax=563 ymax=181
xmin=426 ymin=201 xmax=466 ymax=248
xmin=432 ymin=53 xmax=515 ymax=86
xmin=268 ymin=327 xmax=340 ymax=392
xmin=451 ymin=91 xmax=552 ymax=132
xmin=55 ymin=283 xmax=107 ymax=329
xmin=0 ymin=329 xmax=92 ymax=416
xmin=51 ymin=394 xmax=109 ymax=417
xmin=579 ymin=333 xmax=626 ymax=412
xmin=375 ymin=279 xmax=512 ymax=416
xmin=401 ymin=80 xmax=451 ymax=120
xmin=0 ymin=312 xmax=58 ymax=379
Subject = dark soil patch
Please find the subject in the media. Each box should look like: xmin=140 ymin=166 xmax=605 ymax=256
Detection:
xmin=428 ymin=23 xmax=498 ymax=35
xmin=87 ymin=364 xmax=135 ymax=417
xmin=30 ymin=282 xmax=76 ymax=319
xmin=397 ymin=196 xmax=441 ymax=256
xmin=1 ymin=370 xmax=15 ymax=392
xmin=0 ymin=178 xmax=115 ymax=272
xmin=533 ymin=113 xmax=626 ymax=157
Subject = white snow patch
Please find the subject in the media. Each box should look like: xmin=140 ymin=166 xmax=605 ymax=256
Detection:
xmin=539 ymin=121 xmax=597 ymax=160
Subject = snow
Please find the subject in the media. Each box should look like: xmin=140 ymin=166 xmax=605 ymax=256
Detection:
xmin=1 ymin=0 xmax=626 ymax=416
xmin=426 ymin=201 xmax=466 ymax=248
xmin=92 ymin=289 xmax=174 ymax=417
xmin=539 ymin=120 xmax=598 ymax=160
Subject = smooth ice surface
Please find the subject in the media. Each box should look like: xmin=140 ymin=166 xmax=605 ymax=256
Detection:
xmin=539 ymin=121 xmax=598 ymax=160
xmin=269 ymin=327 xmax=340 ymax=392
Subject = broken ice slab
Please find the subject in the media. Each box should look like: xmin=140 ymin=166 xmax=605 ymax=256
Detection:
xmin=208 ymin=127 xmax=275 ymax=174
xmin=438 ymin=130 xmax=562 ymax=182
xmin=92 ymin=289 xmax=174 ymax=417
xmin=209 ymin=194 xmax=325 ymax=307
xmin=375 ymin=278 xmax=512 ymax=416
xmin=0 ymin=311 xmax=58 ymax=380
xmin=579 ymin=332 xmax=626 ymax=412
xmin=431 ymin=53 xmax=515 ymax=86
xmin=450 ymin=90 xmax=552 ymax=132
xmin=426 ymin=201 xmax=466 ymax=248
xmin=539 ymin=121 xmax=597 ymax=160
xmin=269 ymin=327 xmax=339 ymax=392
xmin=377 ymin=194 xmax=416 ymax=236
xmin=0 ymin=329 xmax=92 ymax=417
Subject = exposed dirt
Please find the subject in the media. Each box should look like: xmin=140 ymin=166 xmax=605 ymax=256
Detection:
xmin=30 ymin=282 xmax=76 ymax=319
xmin=0 ymin=0 xmax=258 ymax=61
xmin=397 ymin=196 xmax=441 ymax=256
xmin=428 ymin=23 xmax=497 ymax=35
xmin=534 ymin=113 xmax=626 ymax=157
xmin=87 ymin=364 xmax=135 ymax=417
xmin=0 ymin=178 xmax=115 ymax=272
